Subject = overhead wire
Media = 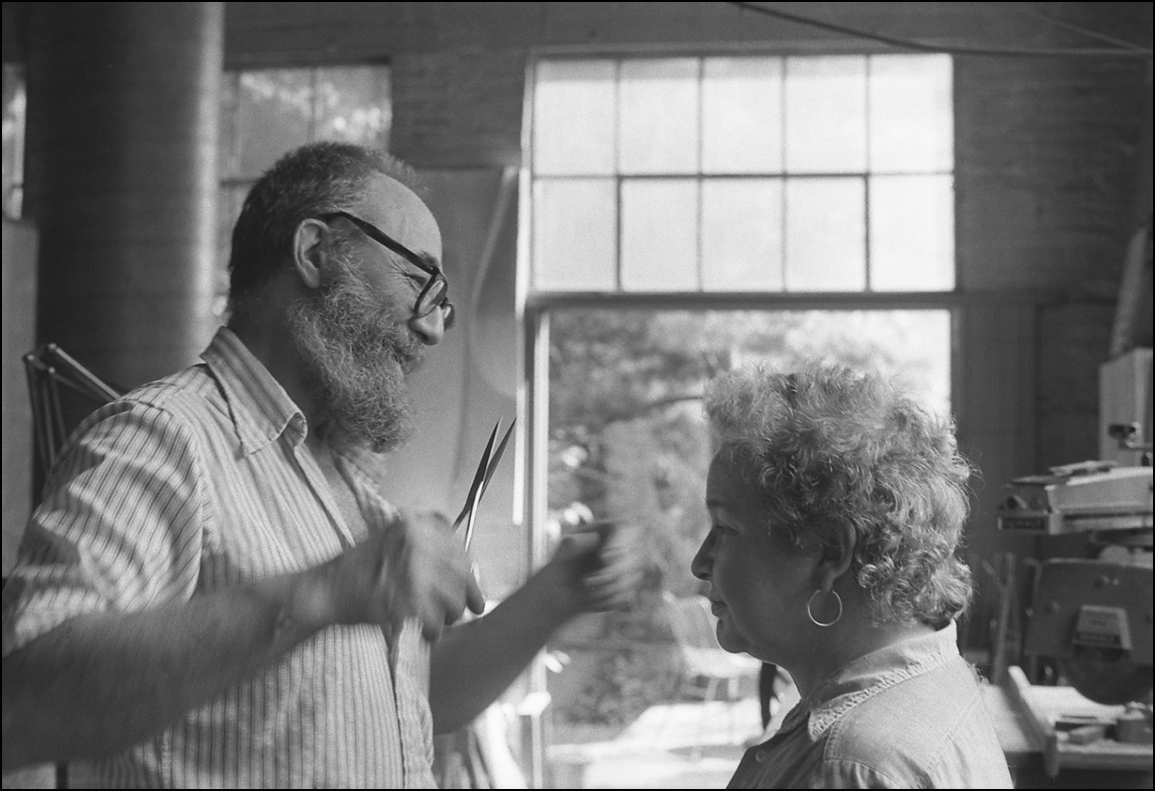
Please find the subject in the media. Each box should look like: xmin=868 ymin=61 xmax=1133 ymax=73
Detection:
xmin=727 ymin=2 xmax=1152 ymax=60
xmin=1018 ymin=7 xmax=1151 ymax=53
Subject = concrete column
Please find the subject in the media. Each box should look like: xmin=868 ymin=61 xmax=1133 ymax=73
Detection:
xmin=25 ymin=2 xmax=223 ymax=390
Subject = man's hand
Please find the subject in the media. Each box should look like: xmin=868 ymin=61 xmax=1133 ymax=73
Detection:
xmin=547 ymin=521 xmax=645 ymax=615
xmin=427 ymin=520 xmax=645 ymax=732
xmin=316 ymin=510 xmax=485 ymax=642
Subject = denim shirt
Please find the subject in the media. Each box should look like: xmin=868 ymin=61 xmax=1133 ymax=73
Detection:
xmin=728 ymin=622 xmax=1012 ymax=789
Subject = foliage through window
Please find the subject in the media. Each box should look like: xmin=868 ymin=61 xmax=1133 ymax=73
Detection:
xmin=545 ymin=308 xmax=952 ymax=732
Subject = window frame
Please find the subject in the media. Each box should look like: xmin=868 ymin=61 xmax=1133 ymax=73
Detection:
xmin=525 ymin=51 xmax=956 ymax=297
xmin=518 ymin=50 xmax=963 ymax=776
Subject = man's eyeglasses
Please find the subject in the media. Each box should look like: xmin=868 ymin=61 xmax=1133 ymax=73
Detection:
xmin=319 ymin=210 xmax=454 ymax=328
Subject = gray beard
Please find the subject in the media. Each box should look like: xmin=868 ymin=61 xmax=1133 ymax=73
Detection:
xmin=286 ymin=254 xmax=423 ymax=454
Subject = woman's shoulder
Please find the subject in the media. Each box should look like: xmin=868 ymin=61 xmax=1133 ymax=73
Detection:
xmin=825 ymin=657 xmax=981 ymax=760
xmin=820 ymin=657 xmax=1012 ymax=787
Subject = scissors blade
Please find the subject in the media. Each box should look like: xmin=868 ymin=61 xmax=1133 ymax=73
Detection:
xmin=478 ymin=418 xmax=516 ymax=502
xmin=464 ymin=490 xmax=482 ymax=551
xmin=452 ymin=418 xmax=501 ymax=531
xmin=464 ymin=418 xmax=516 ymax=551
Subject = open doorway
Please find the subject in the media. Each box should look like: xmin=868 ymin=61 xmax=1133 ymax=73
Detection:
xmin=540 ymin=307 xmax=951 ymax=788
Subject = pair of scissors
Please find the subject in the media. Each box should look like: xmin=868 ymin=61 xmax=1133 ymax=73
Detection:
xmin=452 ymin=417 xmax=516 ymax=551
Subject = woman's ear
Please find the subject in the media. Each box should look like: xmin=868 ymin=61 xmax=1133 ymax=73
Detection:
xmin=292 ymin=218 xmax=329 ymax=290
xmin=818 ymin=521 xmax=856 ymax=592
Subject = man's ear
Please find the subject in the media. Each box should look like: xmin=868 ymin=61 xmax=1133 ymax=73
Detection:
xmin=292 ymin=218 xmax=329 ymax=290
xmin=817 ymin=521 xmax=856 ymax=592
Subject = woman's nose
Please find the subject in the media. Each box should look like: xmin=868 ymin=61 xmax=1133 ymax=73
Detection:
xmin=690 ymin=533 xmax=713 ymax=581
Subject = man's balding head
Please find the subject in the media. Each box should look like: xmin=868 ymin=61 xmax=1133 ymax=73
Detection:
xmin=227 ymin=142 xmax=427 ymax=317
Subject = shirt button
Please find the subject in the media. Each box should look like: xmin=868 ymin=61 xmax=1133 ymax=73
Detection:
xmin=755 ymin=750 xmax=767 ymax=763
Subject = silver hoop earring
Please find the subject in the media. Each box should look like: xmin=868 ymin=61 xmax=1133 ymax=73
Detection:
xmin=807 ymin=588 xmax=843 ymax=627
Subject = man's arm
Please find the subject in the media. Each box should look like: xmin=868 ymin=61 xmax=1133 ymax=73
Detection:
xmin=3 ymin=396 xmax=484 ymax=772
xmin=429 ymin=523 xmax=641 ymax=734
xmin=2 ymin=514 xmax=484 ymax=771
xmin=3 ymin=571 xmax=323 ymax=769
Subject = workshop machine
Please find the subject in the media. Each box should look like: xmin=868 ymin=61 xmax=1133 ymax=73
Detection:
xmin=998 ymin=459 xmax=1152 ymax=705
xmin=997 ymin=420 xmax=1153 ymax=775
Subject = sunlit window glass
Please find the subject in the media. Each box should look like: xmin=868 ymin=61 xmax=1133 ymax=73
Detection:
xmin=618 ymin=59 xmax=700 ymax=175
xmin=533 ymin=179 xmax=617 ymax=291
xmin=869 ymin=54 xmax=953 ymax=173
xmin=533 ymin=59 xmax=617 ymax=176
xmin=784 ymin=56 xmax=867 ymax=175
xmin=529 ymin=54 xmax=953 ymax=295
xmin=701 ymin=179 xmax=784 ymax=291
xmin=870 ymin=174 xmax=955 ymax=291
xmin=702 ymin=57 xmax=783 ymax=174
xmin=785 ymin=178 xmax=866 ymax=291
xmin=620 ymin=179 xmax=699 ymax=291
xmin=3 ymin=64 xmax=25 ymax=219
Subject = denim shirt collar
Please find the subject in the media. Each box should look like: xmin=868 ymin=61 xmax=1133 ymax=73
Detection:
xmin=784 ymin=621 xmax=960 ymax=741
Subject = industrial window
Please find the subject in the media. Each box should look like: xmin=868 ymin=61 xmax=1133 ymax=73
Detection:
xmin=524 ymin=54 xmax=957 ymax=764
xmin=529 ymin=55 xmax=954 ymax=293
xmin=216 ymin=64 xmax=391 ymax=314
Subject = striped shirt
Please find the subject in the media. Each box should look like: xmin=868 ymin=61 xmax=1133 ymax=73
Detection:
xmin=2 ymin=327 xmax=436 ymax=788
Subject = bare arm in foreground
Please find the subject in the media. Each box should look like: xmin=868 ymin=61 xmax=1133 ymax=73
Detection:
xmin=2 ymin=515 xmax=484 ymax=770
xmin=430 ymin=523 xmax=641 ymax=733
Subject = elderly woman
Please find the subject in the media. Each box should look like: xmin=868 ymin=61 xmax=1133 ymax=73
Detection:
xmin=692 ymin=364 xmax=1012 ymax=789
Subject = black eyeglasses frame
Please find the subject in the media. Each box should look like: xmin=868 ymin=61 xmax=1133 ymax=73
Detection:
xmin=319 ymin=210 xmax=453 ymax=325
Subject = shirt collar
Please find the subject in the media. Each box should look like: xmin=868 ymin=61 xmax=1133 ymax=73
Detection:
xmin=788 ymin=621 xmax=960 ymax=740
xmin=201 ymin=326 xmax=308 ymax=454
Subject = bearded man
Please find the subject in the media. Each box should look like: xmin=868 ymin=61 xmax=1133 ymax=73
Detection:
xmin=2 ymin=142 xmax=639 ymax=788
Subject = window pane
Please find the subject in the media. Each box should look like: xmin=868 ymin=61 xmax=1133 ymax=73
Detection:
xmin=702 ymin=179 xmax=784 ymax=291
xmin=237 ymin=69 xmax=314 ymax=178
xmin=785 ymin=178 xmax=865 ymax=290
xmin=3 ymin=64 xmax=26 ymax=218
xmin=621 ymin=179 xmax=698 ymax=291
xmin=619 ymin=59 xmax=700 ymax=174
xmin=785 ymin=56 xmax=866 ymax=174
xmin=533 ymin=179 xmax=616 ymax=291
xmin=533 ymin=60 xmax=616 ymax=176
xmin=870 ymin=175 xmax=954 ymax=291
xmin=314 ymin=66 xmax=391 ymax=149
xmin=702 ymin=57 xmax=783 ymax=174
xmin=218 ymin=71 xmax=242 ymax=179
xmin=869 ymin=55 xmax=952 ymax=173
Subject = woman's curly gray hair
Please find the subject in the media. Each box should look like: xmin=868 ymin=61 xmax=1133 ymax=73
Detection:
xmin=704 ymin=363 xmax=974 ymax=627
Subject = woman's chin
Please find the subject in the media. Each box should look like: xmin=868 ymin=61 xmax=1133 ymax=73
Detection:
xmin=715 ymin=621 xmax=749 ymax=654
